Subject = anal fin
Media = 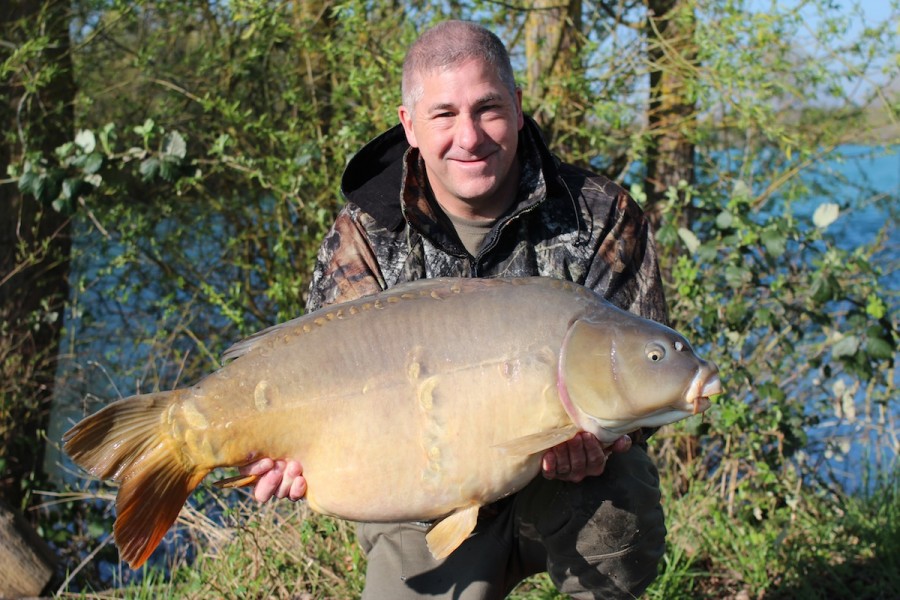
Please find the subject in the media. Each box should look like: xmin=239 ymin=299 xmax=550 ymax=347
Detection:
xmin=212 ymin=473 xmax=261 ymax=489
xmin=425 ymin=504 xmax=480 ymax=560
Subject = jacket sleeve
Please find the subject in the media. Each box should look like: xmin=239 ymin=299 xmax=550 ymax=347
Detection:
xmin=305 ymin=204 xmax=388 ymax=312
xmin=584 ymin=189 xmax=669 ymax=326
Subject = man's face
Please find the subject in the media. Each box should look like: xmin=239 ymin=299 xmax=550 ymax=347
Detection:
xmin=398 ymin=58 xmax=524 ymax=219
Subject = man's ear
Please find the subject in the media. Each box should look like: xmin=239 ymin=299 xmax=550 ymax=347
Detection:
xmin=398 ymin=105 xmax=418 ymax=148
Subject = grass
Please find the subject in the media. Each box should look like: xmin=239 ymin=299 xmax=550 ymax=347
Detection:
xmin=644 ymin=451 xmax=900 ymax=599
xmin=49 ymin=445 xmax=899 ymax=599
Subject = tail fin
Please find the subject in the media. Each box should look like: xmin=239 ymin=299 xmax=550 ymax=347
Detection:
xmin=62 ymin=391 xmax=209 ymax=568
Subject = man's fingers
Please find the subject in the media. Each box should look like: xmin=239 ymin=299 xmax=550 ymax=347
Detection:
xmin=566 ymin=433 xmax=587 ymax=474
xmin=542 ymin=433 xmax=629 ymax=482
xmin=553 ymin=443 xmax=571 ymax=475
xmin=541 ymin=449 xmax=556 ymax=476
xmin=284 ymin=460 xmax=302 ymax=479
xmin=253 ymin=461 xmax=284 ymax=503
xmin=289 ymin=476 xmax=307 ymax=501
xmin=608 ymin=434 xmax=632 ymax=455
xmin=276 ymin=461 xmax=303 ymax=500
xmin=239 ymin=457 xmax=274 ymax=477
xmin=581 ymin=432 xmax=607 ymax=477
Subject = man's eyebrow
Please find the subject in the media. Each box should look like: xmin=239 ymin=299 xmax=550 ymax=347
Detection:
xmin=424 ymin=93 xmax=507 ymax=114
xmin=426 ymin=101 xmax=456 ymax=114
xmin=474 ymin=92 xmax=505 ymax=105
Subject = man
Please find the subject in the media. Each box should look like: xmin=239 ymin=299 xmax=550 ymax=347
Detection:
xmin=242 ymin=20 xmax=668 ymax=599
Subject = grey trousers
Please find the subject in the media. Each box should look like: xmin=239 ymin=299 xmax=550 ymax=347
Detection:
xmin=357 ymin=445 xmax=666 ymax=599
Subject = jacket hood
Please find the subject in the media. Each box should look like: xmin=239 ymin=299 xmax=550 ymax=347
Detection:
xmin=340 ymin=116 xmax=563 ymax=232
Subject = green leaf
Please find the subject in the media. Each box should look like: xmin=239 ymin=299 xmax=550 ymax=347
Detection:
xmin=99 ymin=122 xmax=116 ymax=154
xmin=134 ymin=118 xmax=155 ymax=137
xmin=51 ymin=196 xmax=71 ymax=214
xmin=18 ymin=169 xmax=38 ymax=195
xmin=211 ymin=133 xmax=231 ymax=155
xmin=732 ymin=179 xmax=751 ymax=201
xmin=61 ymin=177 xmax=81 ymax=200
xmin=75 ymin=129 xmax=96 ymax=153
xmin=677 ymin=227 xmax=701 ymax=254
xmin=159 ymin=159 xmax=178 ymax=181
xmin=812 ymin=202 xmax=840 ymax=229
xmin=831 ymin=335 xmax=859 ymax=359
xmin=865 ymin=295 xmax=887 ymax=319
xmin=34 ymin=170 xmax=62 ymax=204
xmin=761 ymin=228 xmax=786 ymax=256
xmin=164 ymin=131 xmax=187 ymax=159
xmin=715 ymin=210 xmax=734 ymax=229
xmin=140 ymin=157 xmax=160 ymax=180
xmin=87 ymin=521 xmax=105 ymax=538
xmin=82 ymin=152 xmax=104 ymax=175
xmin=724 ymin=264 xmax=751 ymax=288
xmin=865 ymin=337 xmax=894 ymax=361
xmin=810 ymin=273 xmax=837 ymax=303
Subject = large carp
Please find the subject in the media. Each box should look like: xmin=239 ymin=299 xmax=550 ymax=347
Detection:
xmin=64 ymin=276 xmax=721 ymax=569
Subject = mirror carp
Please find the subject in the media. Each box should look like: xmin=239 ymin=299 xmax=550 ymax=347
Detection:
xmin=64 ymin=276 xmax=721 ymax=568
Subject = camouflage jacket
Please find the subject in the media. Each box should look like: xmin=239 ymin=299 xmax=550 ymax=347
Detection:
xmin=306 ymin=116 xmax=667 ymax=328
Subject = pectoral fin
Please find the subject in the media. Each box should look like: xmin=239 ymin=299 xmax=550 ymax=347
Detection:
xmin=425 ymin=504 xmax=480 ymax=560
xmin=492 ymin=425 xmax=580 ymax=456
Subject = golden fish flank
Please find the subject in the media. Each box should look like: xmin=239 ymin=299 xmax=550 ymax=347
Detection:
xmin=63 ymin=276 xmax=722 ymax=569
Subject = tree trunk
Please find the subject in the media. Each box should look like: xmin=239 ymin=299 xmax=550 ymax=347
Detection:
xmin=524 ymin=0 xmax=584 ymax=159
xmin=0 ymin=0 xmax=75 ymax=511
xmin=293 ymin=1 xmax=337 ymax=140
xmin=0 ymin=501 xmax=57 ymax=597
xmin=645 ymin=0 xmax=698 ymax=230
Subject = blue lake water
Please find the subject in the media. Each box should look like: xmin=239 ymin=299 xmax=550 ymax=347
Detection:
xmin=805 ymin=145 xmax=898 ymax=263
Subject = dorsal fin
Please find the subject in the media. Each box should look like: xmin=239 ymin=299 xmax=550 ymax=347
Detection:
xmin=220 ymin=318 xmax=305 ymax=362
xmin=221 ymin=278 xmax=493 ymax=362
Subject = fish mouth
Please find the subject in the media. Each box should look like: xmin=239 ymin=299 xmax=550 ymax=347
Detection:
xmin=688 ymin=370 xmax=722 ymax=415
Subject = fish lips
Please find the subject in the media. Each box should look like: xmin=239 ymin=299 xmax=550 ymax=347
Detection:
xmin=688 ymin=366 xmax=722 ymax=415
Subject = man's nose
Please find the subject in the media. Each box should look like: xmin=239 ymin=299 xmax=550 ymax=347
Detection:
xmin=454 ymin=114 xmax=483 ymax=151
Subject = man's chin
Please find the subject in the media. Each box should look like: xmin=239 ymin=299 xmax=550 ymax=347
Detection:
xmin=449 ymin=172 xmax=502 ymax=199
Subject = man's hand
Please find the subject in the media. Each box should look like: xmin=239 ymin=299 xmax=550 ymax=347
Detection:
xmin=239 ymin=458 xmax=307 ymax=503
xmin=541 ymin=432 xmax=631 ymax=483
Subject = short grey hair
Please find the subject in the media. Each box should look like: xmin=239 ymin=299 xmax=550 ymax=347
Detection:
xmin=401 ymin=20 xmax=518 ymax=111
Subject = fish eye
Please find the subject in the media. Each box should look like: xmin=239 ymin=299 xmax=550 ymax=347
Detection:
xmin=646 ymin=342 xmax=666 ymax=362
